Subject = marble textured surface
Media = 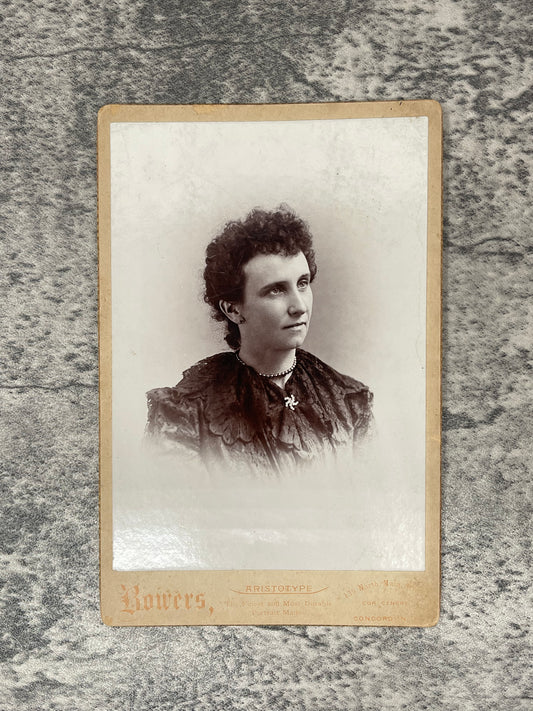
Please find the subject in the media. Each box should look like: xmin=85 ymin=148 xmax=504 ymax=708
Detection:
xmin=1 ymin=0 xmax=531 ymax=709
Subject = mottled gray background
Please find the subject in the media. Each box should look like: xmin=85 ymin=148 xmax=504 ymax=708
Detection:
xmin=1 ymin=0 xmax=531 ymax=709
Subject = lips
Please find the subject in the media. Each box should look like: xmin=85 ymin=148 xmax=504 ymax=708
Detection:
xmin=283 ymin=322 xmax=307 ymax=329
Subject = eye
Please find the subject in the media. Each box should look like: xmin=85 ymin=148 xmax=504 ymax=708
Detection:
xmin=298 ymin=278 xmax=310 ymax=289
xmin=269 ymin=285 xmax=284 ymax=295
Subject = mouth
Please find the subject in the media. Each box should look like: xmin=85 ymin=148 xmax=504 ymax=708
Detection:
xmin=283 ymin=322 xmax=307 ymax=330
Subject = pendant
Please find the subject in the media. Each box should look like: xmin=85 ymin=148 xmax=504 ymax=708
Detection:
xmin=284 ymin=394 xmax=299 ymax=411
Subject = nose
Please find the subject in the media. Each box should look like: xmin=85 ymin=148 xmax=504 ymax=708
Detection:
xmin=288 ymin=289 xmax=306 ymax=316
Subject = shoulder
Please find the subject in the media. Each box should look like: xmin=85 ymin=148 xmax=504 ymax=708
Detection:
xmin=147 ymin=352 xmax=237 ymax=405
xmin=146 ymin=352 xmax=238 ymax=430
xmin=297 ymin=349 xmax=372 ymax=402
xmin=146 ymin=353 xmax=239 ymax=445
xmin=296 ymin=350 xmax=373 ymax=441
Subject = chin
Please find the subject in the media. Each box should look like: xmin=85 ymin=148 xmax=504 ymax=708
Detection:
xmin=286 ymin=334 xmax=306 ymax=348
xmin=276 ymin=327 xmax=309 ymax=351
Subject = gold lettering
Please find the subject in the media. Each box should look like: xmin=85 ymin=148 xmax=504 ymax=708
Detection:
xmin=120 ymin=584 xmax=141 ymax=615
xmin=119 ymin=586 xmax=213 ymax=616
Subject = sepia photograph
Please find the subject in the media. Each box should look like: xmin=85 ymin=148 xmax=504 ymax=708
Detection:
xmin=99 ymin=101 xmax=441 ymax=625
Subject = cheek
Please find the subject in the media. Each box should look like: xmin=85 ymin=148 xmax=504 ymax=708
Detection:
xmin=251 ymin=302 xmax=280 ymax=325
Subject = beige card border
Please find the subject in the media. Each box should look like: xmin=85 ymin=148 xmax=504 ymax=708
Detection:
xmin=98 ymin=100 xmax=442 ymax=627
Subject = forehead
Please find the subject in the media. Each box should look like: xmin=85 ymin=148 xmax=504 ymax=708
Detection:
xmin=243 ymin=252 xmax=310 ymax=290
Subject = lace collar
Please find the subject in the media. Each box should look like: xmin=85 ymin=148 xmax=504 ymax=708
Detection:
xmin=168 ymin=349 xmax=372 ymax=453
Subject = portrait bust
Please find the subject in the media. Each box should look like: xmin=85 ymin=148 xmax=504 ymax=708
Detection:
xmin=145 ymin=206 xmax=373 ymax=475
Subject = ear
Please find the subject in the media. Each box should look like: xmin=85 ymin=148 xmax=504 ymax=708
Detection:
xmin=219 ymin=300 xmax=243 ymax=325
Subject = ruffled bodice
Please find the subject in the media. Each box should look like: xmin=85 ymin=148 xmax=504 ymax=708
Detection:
xmin=146 ymin=349 xmax=373 ymax=475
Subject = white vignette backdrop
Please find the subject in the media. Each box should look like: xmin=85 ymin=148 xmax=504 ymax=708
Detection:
xmin=110 ymin=117 xmax=429 ymax=571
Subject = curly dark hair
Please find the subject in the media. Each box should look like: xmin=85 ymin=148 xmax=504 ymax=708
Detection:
xmin=204 ymin=206 xmax=317 ymax=349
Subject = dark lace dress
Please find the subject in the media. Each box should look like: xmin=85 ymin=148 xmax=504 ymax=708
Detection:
xmin=146 ymin=349 xmax=373 ymax=475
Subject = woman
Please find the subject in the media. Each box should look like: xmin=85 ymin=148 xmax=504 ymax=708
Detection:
xmin=146 ymin=207 xmax=373 ymax=475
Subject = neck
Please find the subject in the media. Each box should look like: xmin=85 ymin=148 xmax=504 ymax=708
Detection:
xmin=238 ymin=346 xmax=296 ymax=376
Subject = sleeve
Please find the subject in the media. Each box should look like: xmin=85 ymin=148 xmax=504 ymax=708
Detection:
xmin=145 ymin=387 xmax=202 ymax=458
xmin=346 ymin=385 xmax=374 ymax=443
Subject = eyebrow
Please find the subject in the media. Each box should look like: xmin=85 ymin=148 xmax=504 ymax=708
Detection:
xmin=258 ymin=272 xmax=311 ymax=296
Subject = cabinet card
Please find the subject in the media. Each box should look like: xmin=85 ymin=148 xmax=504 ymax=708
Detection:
xmin=98 ymin=100 xmax=442 ymax=626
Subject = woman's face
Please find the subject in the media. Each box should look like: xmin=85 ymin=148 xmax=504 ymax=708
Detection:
xmin=237 ymin=251 xmax=313 ymax=355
